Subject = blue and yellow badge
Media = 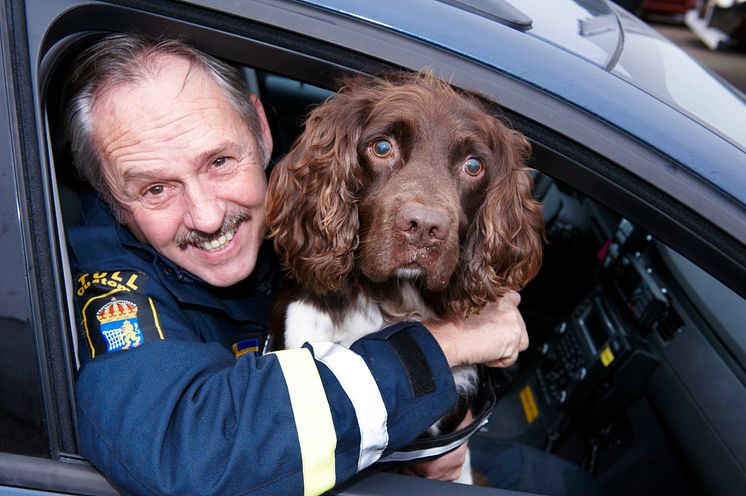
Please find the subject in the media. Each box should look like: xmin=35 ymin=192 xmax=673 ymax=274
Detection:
xmin=76 ymin=270 xmax=165 ymax=360
xmin=231 ymin=333 xmax=267 ymax=359
xmin=96 ymin=299 xmax=144 ymax=352
xmin=232 ymin=338 xmax=259 ymax=358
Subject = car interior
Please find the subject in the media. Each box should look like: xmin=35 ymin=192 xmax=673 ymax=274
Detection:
xmin=28 ymin=6 xmax=746 ymax=496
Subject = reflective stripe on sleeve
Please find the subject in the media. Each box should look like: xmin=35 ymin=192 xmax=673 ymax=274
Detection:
xmin=310 ymin=341 xmax=389 ymax=471
xmin=273 ymin=349 xmax=336 ymax=495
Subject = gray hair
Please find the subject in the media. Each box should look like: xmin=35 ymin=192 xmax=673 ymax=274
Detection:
xmin=65 ymin=33 xmax=269 ymax=221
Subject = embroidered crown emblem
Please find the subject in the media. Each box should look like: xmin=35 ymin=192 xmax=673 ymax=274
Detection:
xmin=96 ymin=299 xmax=138 ymax=324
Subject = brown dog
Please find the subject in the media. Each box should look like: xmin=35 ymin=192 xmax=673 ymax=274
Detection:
xmin=266 ymin=72 xmax=543 ymax=482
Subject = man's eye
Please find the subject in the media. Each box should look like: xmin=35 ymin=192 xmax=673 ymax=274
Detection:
xmin=146 ymin=185 xmax=165 ymax=196
xmin=137 ymin=184 xmax=175 ymax=207
xmin=370 ymin=139 xmax=393 ymax=158
xmin=213 ymin=156 xmax=227 ymax=167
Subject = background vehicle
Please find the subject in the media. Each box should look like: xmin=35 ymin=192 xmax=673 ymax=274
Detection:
xmin=1 ymin=0 xmax=745 ymax=494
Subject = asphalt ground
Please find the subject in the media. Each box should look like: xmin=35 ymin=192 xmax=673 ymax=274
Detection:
xmin=651 ymin=20 xmax=746 ymax=95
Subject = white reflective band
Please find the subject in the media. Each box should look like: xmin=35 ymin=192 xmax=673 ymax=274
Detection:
xmin=377 ymin=415 xmax=490 ymax=463
xmin=273 ymin=349 xmax=336 ymax=495
xmin=310 ymin=341 xmax=389 ymax=471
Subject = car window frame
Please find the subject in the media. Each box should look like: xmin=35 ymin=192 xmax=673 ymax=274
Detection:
xmin=36 ymin=0 xmax=746 ymax=447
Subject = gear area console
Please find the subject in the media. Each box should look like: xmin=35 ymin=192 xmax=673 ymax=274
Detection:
xmin=477 ymin=219 xmax=687 ymax=488
xmin=483 ymin=289 xmax=658 ymax=448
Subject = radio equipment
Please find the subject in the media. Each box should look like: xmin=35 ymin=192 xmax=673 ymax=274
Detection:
xmin=534 ymin=295 xmax=631 ymax=408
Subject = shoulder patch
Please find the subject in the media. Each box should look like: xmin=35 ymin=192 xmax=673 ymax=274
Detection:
xmin=76 ymin=271 xmax=165 ymax=359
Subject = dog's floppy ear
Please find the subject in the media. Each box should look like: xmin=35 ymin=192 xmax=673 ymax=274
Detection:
xmin=266 ymin=83 xmax=369 ymax=295
xmin=453 ymin=120 xmax=545 ymax=315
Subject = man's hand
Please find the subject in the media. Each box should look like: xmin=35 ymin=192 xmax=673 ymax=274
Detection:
xmin=400 ymin=442 xmax=469 ymax=481
xmin=399 ymin=409 xmax=475 ymax=481
xmin=426 ymin=291 xmax=528 ymax=368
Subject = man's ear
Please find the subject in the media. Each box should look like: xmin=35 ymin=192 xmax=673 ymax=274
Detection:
xmin=249 ymin=94 xmax=273 ymax=165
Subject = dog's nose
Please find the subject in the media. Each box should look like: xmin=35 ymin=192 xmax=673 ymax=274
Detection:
xmin=396 ymin=205 xmax=451 ymax=246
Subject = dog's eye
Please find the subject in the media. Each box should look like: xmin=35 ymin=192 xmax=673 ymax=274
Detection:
xmin=371 ymin=139 xmax=393 ymax=158
xmin=464 ymin=158 xmax=483 ymax=176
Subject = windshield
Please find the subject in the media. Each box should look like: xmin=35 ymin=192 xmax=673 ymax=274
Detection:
xmin=611 ymin=9 xmax=746 ymax=149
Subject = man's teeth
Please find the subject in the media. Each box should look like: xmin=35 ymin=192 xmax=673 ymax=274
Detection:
xmin=200 ymin=229 xmax=235 ymax=251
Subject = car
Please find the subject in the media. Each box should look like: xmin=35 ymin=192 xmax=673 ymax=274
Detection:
xmin=1 ymin=0 xmax=744 ymax=494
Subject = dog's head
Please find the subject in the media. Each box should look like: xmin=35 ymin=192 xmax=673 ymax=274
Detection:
xmin=266 ymin=72 xmax=544 ymax=317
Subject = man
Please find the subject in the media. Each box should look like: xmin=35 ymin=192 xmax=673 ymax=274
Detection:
xmin=65 ymin=33 xmax=528 ymax=495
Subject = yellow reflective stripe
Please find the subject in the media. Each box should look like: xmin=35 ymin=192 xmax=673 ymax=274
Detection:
xmin=310 ymin=342 xmax=388 ymax=471
xmin=274 ymin=349 xmax=336 ymax=495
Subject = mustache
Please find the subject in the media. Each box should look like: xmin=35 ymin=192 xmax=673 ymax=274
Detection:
xmin=176 ymin=210 xmax=252 ymax=250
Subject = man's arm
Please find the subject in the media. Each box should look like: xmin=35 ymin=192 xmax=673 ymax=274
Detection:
xmin=404 ymin=292 xmax=528 ymax=483
xmin=75 ymin=321 xmax=457 ymax=496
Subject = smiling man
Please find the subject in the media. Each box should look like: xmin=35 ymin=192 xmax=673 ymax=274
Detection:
xmin=64 ymin=34 xmax=530 ymax=495
xmin=90 ymin=53 xmax=270 ymax=287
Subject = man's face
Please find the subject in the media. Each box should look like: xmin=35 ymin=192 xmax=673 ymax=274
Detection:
xmin=92 ymin=55 xmax=272 ymax=287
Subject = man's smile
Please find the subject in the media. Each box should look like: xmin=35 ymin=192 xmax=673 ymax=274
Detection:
xmin=176 ymin=211 xmax=251 ymax=252
xmin=199 ymin=225 xmax=237 ymax=252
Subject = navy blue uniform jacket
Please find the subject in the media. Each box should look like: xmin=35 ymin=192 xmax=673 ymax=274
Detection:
xmin=68 ymin=191 xmax=458 ymax=495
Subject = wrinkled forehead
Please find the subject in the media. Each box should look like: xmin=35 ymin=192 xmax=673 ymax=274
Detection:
xmin=90 ymin=59 xmax=245 ymax=149
xmin=93 ymin=54 xmax=213 ymax=109
xmin=90 ymin=67 xmax=256 ymax=188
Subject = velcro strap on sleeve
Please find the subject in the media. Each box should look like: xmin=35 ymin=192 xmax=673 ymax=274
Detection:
xmin=386 ymin=330 xmax=436 ymax=398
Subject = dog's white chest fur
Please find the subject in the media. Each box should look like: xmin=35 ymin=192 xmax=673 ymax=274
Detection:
xmin=283 ymin=282 xmax=478 ymax=406
xmin=283 ymin=283 xmax=432 ymax=349
xmin=284 ymin=293 xmax=384 ymax=349
xmin=284 ymin=288 xmax=478 ymax=485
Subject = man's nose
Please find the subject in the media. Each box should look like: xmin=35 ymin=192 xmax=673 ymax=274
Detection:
xmin=182 ymin=182 xmax=226 ymax=234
